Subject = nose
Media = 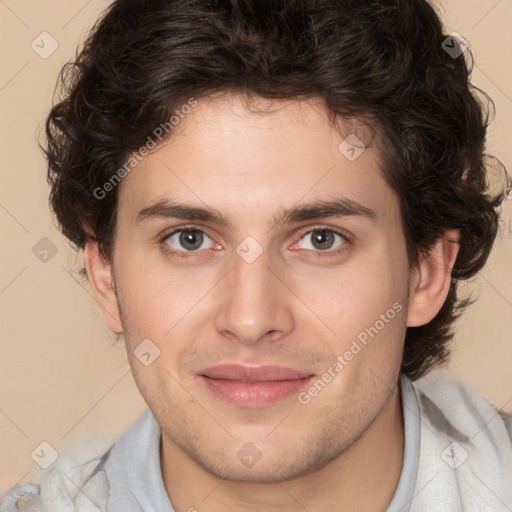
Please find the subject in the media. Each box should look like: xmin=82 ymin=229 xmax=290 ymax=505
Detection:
xmin=214 ymin=247 xmax=295 ymax=346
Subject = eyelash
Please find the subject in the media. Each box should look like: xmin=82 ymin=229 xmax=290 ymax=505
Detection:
xmin=159 ymin=225 xmax=351 ymax=260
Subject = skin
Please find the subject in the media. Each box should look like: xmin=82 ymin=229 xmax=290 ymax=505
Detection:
xmin=85 ymin=93 xmax=459 ymax=512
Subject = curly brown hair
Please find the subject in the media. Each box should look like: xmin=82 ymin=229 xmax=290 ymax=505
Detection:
xmin=44 ymin=0 xmax=510 ymax=380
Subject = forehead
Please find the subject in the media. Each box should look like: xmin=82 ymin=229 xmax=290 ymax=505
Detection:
xmin=116 ymin=93 xmax=397 ymax=227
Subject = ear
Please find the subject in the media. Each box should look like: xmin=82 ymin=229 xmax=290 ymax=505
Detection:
xmin=84 ymin=239 xmax=123 ymax=333
xmin=406 ymin=229 xmax=460 ymax=327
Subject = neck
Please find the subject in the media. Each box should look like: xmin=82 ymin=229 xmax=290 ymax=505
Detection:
xmin=161 ymin=384 xmax=404 ymax=512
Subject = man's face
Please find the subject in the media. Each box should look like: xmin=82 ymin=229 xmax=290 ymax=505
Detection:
xmin=110 ymin=94 xmax=411 ymax=482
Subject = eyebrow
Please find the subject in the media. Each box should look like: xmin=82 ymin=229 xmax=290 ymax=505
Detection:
xmin=136 ymin=197 xmax=377 ymax=228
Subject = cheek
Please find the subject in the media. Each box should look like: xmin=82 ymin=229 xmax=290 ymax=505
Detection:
xmin=113 ymin=248 xmax=191 ymax=334
xmin=294 ymin=257 xmax=406 ymax=326
xmin=114 ymin=259 xmax=215 ymax=383
xmin=287 ymin=248 xmax=409 ymax=367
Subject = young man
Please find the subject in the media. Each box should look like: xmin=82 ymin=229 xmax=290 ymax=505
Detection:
xmin=1 ymin=0 xmax=511 ymax=511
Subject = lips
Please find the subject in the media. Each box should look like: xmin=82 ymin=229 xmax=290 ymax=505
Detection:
xmin=199 ymin=364 xmax=313 ymax=382
xmin=197 ymin=364 xmax=315 ymax=407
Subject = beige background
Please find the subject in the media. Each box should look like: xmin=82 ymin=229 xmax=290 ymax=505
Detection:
xmin=0 ymin=0 xmax=511 ymax=492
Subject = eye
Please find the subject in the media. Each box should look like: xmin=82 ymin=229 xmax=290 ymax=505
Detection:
xmin=162 ymin=227 xmax=217 ymax=255
xmin=295 ymin=228 xmax=348 ymax=254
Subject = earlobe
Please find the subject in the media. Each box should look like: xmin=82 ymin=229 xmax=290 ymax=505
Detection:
xmin=406 ymin=229 xmax=460 ymax=327
xmin=84 ymin=240 xmax=124 ymax=333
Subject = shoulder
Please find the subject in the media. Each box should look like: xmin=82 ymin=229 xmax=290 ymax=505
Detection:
xmin=0 ymin=438 xmax=115 ymax=512
xmin=400 ymin=368 xmax=512 ymax=511
xmin=0 ymin=409 xmax=156 ymax=512
xmin=410 ymin=367 xmax=512 ymax=442
xmin=498 ymin=407 xmax=512 ymax=439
